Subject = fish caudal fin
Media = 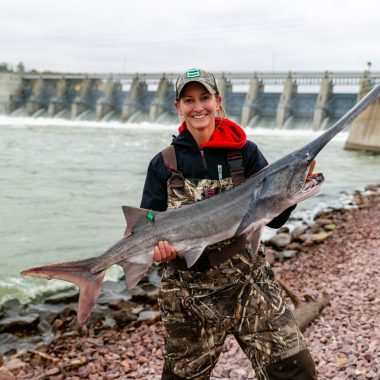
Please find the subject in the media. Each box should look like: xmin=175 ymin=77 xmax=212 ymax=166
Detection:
xmin=21 ymin=258 xmax=105 ymax=325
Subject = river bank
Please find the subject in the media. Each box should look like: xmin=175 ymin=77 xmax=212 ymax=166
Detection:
xmin=0 ymin=185 xmax=379 ymax=379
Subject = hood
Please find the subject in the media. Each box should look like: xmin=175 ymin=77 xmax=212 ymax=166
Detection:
xmin=177 ymin=118 xmax=247 ymax=150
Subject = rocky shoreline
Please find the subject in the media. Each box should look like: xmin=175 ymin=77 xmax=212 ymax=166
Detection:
xmin=1 ymin=184 xmax=379 ymax=379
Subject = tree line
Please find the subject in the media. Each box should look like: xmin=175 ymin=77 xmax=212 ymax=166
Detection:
xmin=0 ymin=62 xmax=25 ymax=73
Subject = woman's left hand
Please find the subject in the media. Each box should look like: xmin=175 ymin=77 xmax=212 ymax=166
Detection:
xmin=154 ymin=240 xmax=177 ymax=262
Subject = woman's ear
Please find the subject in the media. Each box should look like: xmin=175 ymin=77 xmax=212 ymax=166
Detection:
xmin=175 ymin=101 xmax=182 ymax=116
xmin=216 ymin=95 xmax=222 ymax=110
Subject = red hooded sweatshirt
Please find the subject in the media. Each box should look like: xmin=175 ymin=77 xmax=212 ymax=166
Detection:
xmin=178 ymin=117 xmax=247 ymax=150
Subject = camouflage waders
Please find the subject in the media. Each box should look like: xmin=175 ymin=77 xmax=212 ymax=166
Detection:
xmin=159 ymin=177 xmax=316 ymax=379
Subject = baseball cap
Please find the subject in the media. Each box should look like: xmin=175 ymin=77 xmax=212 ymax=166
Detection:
xmin=175 ymin=68 xmax=219 ymax=99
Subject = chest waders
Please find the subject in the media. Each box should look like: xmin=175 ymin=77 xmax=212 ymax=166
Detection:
xmin=162 ymin=145 xmax=248 ymax=272
xmin=158 ymin=145 xmax=317 ymax=380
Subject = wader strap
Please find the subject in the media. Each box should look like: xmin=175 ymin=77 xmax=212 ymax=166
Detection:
xmin=227 ymin=150 xmax=246 ymax=185
xmin=169 ymin=236 xmax=246 ymax=272
xmin=161 ymin=145 xmax=184 ymax=189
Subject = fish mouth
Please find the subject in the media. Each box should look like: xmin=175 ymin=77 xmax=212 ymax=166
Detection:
xmin=302 ymin=172 xmax=324 ymax=192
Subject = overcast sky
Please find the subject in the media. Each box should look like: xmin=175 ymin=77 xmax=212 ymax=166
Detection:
xmin=1 ymin=0 xmax=379 ymax=74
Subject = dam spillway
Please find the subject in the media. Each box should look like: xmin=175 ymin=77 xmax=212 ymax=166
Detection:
xmin=1 ymin=71 xmax=380 ymax=135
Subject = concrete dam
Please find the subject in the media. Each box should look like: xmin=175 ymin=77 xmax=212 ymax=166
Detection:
xmin=1 ymin=71 xmax=380 ymax=151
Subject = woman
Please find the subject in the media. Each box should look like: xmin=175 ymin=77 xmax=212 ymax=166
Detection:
xmin=140 ymin=69 xmax=317 ymax=380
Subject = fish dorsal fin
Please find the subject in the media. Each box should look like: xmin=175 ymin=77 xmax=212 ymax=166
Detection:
xmin=122 ymin=206 xmax=155 ymax=237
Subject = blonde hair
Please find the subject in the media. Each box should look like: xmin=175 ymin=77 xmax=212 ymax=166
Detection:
xmin=216 ymin=98 xmax=226 ymax=119
xmin=215 ymin=94 xmax=226 ymax=127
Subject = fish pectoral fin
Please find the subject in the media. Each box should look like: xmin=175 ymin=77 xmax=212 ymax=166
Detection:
xmin=119 ymin=260 xmax=152 ymax=291
xmin=122 ymin=205 xmax=159 ymax=236
xmin=182 ymin=246 xmax=208 ymax=268
xmin=245 ymin=227 xmax=263 ymax=257
xmin=21 ymin=258 xmax=105 ymax=325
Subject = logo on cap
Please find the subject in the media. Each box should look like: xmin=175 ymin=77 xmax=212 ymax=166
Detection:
xmin=186 ymin=69 xmax=201 ymax=78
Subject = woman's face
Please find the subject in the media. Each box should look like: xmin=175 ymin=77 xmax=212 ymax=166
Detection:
xmin=176 ymin=82 xmax=221 ymax=134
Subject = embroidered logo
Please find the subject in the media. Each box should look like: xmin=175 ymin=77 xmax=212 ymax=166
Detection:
xmin=186 ymin=69 xmax=201 ymax=78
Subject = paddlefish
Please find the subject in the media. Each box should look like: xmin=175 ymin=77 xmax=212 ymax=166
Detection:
xmin=21 ymin=84 xmax=380 ymax=324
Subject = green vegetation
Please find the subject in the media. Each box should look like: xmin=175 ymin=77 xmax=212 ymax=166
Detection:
xmin=0 ymin=62 xmax=26 ymax=73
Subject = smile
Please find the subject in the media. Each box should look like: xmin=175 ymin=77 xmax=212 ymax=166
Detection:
xmin=192 ymin=115 xmax=207 ymax=119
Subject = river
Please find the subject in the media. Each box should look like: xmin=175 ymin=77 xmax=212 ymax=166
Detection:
xmin=1 ymin=116 xmax=379 ymax=305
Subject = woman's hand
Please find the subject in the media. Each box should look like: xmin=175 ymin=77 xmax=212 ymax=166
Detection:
xmin=154 ymin=241 xmax=177 ymax=262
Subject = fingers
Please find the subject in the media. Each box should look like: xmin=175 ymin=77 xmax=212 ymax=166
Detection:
xmin=154 ymin=241 xmax=177 ymax=262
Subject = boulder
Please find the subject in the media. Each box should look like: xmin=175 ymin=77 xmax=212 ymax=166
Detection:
xmin=141 ymin=284 xmax=159 ymax=303
xmin=0 ymin=333 xmax=22 ymax=355
xmin=267 ymin=233 xmax=292 ymax=250
xmin=137 ymin=311 xmax=161 ymax=323
xmin=101 ymin=280 xmax=126 ymax=294
xmin=43 ymin=289 xmax=79 ymax=304
xmin=323 ymin=223 xmax=336 ymax=232
xmin=0 ymin=314 xmax=40 ymax=334
xmin=276 ymin=250 xmax=298 ymax=261
xmin=112 ymin=309 xmax=138 ymax=327
xmin=314 ymin=218 xmax=333 ymax=227
xmin=27 ymin=303 xmax=70 ymax=325
xmin=311 ymin=231 xmax=333 ymax=244
xmin=287 ymin=242 xmax=302 ymax=251
xmin=1 ymin=299 xmax=24 ymax=318
xmin=291 ymin=226 xmax=307 ymax=240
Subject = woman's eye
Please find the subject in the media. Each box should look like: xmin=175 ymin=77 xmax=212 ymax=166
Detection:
xmin=202 ymin=95 xmax=211 ymax=101
xmin=184 ymin=99 xmax=192 ymax=104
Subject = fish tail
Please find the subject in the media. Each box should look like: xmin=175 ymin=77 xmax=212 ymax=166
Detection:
xmin=21 ymin=258 xmax=105 ymax=325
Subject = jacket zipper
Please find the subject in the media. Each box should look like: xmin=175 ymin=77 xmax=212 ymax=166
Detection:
xmin=200 ymin=150 xmax=208 ymax=174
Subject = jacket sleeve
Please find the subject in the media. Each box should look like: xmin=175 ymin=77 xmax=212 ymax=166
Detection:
xmin=243 ymin=141 xmax=296 ymax=229
xmin=140 ymin=152 xmax=170 ymax=211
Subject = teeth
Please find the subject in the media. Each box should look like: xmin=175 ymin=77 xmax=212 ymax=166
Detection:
xmin=193 ymin=115 xmax=206 ymax=119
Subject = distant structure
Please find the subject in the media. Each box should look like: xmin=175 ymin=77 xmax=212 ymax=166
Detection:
xmin=0 ymin=70 xmax=380 ymax=151
xmin=344 ymin=73 xmax=380 ymax=153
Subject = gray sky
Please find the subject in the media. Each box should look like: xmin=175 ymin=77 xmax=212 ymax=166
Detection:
xmin=1 ymin=0 xmax=379 ymax=73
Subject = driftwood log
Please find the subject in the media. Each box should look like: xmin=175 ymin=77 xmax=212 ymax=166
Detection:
xmin=277 ymin=280 xmax=330 ymax=332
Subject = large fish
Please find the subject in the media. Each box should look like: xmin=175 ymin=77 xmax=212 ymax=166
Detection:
xmin=21 ymin=85 xmax=380 ymax=324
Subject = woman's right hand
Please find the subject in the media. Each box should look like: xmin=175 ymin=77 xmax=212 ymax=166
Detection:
xmin=154 ymin=241 xmax=177 ymax=262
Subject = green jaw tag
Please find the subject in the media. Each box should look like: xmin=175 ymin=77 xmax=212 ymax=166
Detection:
xmin=147 ymin=210 xmax=155 ymax=222
xmin=186 ymin=69 xmax=200 ymax=78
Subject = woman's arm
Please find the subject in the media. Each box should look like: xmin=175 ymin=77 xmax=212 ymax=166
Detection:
xmin=140 ymin=152 xmax=170 ymax=211
xmin=139 ymin=152 xmax=177 ymax=262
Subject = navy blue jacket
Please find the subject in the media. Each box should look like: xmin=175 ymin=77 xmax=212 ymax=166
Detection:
xmin=140 ymin=129 xmax=295 ymax=228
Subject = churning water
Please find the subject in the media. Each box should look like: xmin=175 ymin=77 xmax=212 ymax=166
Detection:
xmin=1 ymin=116 xmax=379 ymax=305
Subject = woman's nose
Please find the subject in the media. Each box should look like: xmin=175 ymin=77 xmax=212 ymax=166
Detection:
xmin=193 ymin=100 xmax=203 ymax=112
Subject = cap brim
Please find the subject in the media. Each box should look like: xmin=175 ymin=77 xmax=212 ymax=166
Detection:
xmin=176 ymin=78 xmax=217 ymax=99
